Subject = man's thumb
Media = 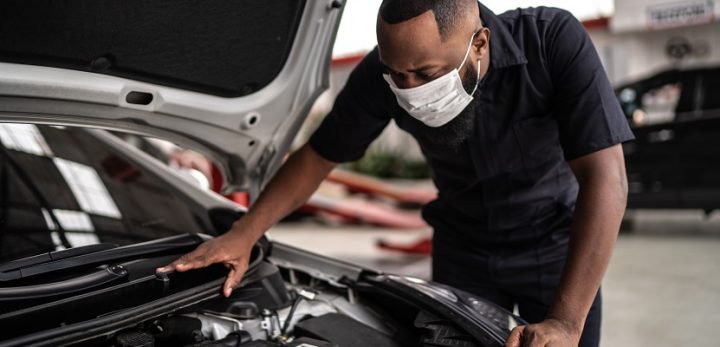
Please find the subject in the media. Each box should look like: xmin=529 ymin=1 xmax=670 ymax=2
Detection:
xmin=223 ymin=268 xmax=245 ymax=298
xmin=505 ymin=326 xmax=524 ymax=347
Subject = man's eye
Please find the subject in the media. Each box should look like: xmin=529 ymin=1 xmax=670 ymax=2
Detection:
xmin=382 ymin=66 xmax=402 ymax=77
xmin=390 ymin=71 xmax=406 ymax=80
xmin=417 ymin=72 xmax=433 ymax=80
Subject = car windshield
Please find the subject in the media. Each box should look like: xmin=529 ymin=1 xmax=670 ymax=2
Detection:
xmin=0 ymin=123 xmax=213 ymax=263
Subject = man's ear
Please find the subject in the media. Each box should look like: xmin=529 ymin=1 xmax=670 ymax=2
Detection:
xmin=473 ymin=27 xmax=491 ymax=55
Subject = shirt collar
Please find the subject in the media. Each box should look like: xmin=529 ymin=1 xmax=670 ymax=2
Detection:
xmin=478 ymin=2 xmax=528 ymax=69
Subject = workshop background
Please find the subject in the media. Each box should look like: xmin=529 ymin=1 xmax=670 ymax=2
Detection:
xmin=274 ymin=0 xmax=720 ymax=346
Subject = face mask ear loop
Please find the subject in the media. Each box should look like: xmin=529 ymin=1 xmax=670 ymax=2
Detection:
xmin=470 ymin=57 xmax=481 ymax=96
xmin=459 ymin=32 xmax=477 ymax=70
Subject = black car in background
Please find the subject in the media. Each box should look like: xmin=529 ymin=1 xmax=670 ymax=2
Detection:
xmin=617 ymin=66 xmax=720 ymax=212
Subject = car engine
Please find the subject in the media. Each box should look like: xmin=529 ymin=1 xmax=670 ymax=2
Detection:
xmin=0 ymin=238 xmax=500 ymax=347
xmin=110 ymin=261 xmax=404 ymax=347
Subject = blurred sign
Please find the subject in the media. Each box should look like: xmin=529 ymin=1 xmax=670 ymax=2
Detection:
xmin=648 ymin=0 xmax=715 ymax=29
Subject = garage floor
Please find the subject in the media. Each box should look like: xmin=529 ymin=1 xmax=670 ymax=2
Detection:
xmin=268 ymin=209 xmax=720 ymax=347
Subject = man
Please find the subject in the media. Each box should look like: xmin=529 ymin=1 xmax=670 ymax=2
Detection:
xmin=158 ymin=1 xmax=634 ymax=346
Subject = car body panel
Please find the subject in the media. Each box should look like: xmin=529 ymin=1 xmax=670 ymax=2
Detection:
xmin=0 ymin=0 xmax=345 ymax=196
xmin=0 ymin=235 xmax=523 ymax=347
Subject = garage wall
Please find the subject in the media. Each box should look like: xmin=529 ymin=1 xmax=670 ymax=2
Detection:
xmin=594 ymin=0 xmax=720 ymax=85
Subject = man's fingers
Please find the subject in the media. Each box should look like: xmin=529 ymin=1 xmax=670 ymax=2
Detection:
xmin=222 ymin=274 xmax=236 ymax=298
xmin=505 ymin=326 xmax=524 ymax=347
xmin=222 ymin=263 xmax=248 ymax=297
xmin=522 ymin=327 xmax=548 ymax=347
xmin=156 ymin=247 xmax=214 ymax=274
xmin=151 ymin=237 xmax=251 ymax=298
xmin=174 ymin=253 xmax=208 ymax=272
xmin=156 ymin=257 xmax=185 ymax=274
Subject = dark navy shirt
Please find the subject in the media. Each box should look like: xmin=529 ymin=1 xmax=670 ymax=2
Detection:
xmin=309 ymin=4 xmax=634 ymax=252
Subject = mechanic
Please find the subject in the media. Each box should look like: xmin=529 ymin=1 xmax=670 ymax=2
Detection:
xmin=158 ymin=1 xmax=634 ymax=346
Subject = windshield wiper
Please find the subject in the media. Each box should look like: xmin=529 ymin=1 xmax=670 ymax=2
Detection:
xmin=0 ymin=265 xmax=128 ymax=301
xmin=0 ymin=233 xmax=210 ymax=282
xmin=0 ymin=243 xmax=118 ymax=273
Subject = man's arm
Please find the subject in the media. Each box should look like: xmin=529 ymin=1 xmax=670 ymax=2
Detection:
xmin=506 ymin=144 xmax=628 ymax=346
xmin=157 ymin=48 xmax=390 ymax=297
xmin=157 ymin=143 xmax=337 ymax=297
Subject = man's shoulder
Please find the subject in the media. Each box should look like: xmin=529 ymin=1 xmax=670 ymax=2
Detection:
xmin=494 ymin=6 xmax=584 ymax=54
xmin=344 ymin=47 xmax=392 ymax=102
xmin=497 ymin=6 xmax=575 ymax=29
xmin=334 ymin=46 xmax=394 ymax=117
xmin=357 ymin=47 xmax=385 ymax=75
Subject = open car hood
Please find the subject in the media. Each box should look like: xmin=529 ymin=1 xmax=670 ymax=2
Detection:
xmin=0 ymin=0 xmax=345 ymax=196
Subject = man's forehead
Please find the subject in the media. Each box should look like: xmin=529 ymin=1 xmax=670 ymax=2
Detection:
xmin=378 ymin=0 xmax=479 ymax=40
xmin=377 ymin=11 xmax=474 ymax=70
xmin=378 ymin=10 xmax=442 ymax=47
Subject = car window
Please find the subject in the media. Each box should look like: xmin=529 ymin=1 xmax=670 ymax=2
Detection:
xmin=0 ymin=124 xmax=213 ymax=263
xmin=619 ymin=68 xmax=720 ymax=126
xmin=631 ymin=82 xmax=682 ymax=126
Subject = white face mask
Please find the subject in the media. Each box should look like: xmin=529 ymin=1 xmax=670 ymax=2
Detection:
xmin=383 ymin=33 xmax=481 ymax=128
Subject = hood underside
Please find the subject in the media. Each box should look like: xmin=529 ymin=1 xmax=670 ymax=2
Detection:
xmin=0 ymin=0 xmax=345 ymax=196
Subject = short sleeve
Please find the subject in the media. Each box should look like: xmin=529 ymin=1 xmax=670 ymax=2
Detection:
xmin=545 ymin=11 xmax=635 ymax=161
xmin=309 ymin=48 xmax=392 ymax=163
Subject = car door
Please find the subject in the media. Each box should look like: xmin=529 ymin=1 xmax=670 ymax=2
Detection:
xmin=620 ymin=71 xmax=687 ymax=208
xmin=674 ymin=68 xmax=720 ymax=211
xmin=622 ymin=67 xmax=720 ymax=211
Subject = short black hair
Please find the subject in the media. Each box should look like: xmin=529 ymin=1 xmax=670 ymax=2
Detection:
xmin=379 ymin=0 xmax=478 ymax=40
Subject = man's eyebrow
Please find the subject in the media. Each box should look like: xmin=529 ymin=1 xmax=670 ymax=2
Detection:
xmin=380 ymin=62 xmax=439 ymax=74
xmin=409 ymin=65 xmax=439 ymax=73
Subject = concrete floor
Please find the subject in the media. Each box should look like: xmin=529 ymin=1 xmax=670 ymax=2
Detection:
xmin=268 ymin=209 xmax=720 ymax=347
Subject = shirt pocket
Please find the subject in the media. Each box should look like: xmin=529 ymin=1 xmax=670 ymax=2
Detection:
xmin=512 ymin=117 xmax=563 ymax=169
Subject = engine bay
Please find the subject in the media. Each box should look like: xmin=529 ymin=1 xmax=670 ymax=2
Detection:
xmin=106 ymin=261 xmax=424 ymax=347
xmin=0 ymin=237 xmax=513 ymax=347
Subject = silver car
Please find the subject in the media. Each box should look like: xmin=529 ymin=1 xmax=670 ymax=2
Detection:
xmin=0 ymin=1 xmax=524 ymax=346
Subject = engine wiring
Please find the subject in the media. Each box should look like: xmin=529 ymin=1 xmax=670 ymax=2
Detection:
xmin=280 ymin=288 xmax=318 ymax=336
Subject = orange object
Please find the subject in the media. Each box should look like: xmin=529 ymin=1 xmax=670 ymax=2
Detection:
xmin=377 ymin=237 xmax=432 ymax=255
xmin=326 ymin=169 xmax=436 ymax=205
xmin=301 ymin=194 xmax=428 ymax=229
xmin=226 ymin=192 xmax=250 ymax=208
xmin=209 ymin=163 xmax=249 ymax=207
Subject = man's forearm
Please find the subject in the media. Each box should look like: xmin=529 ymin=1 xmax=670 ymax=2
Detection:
xmin=231 ymin=143 xmax=337 ymax=242
xmin=548 ymin=146 xmax=628 ymax=333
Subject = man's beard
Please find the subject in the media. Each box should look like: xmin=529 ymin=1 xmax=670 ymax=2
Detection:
xmin=413 ymin=63 xmax=480 ymax=151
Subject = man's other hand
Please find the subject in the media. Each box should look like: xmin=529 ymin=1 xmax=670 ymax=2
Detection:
xmin=505 ymin=318 xmax=581 ymax=347
xmin=156 ymin=231 xmax=254 ymax=298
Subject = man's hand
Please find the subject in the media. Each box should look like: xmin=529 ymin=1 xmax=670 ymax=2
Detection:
xmin=155 ymin=144 xmax=336 ymax=299
xmin=156 ymin=230 xmax=255 ymax=298
xmin=504 ymin=319 xmax=581 ymax=347
xmin=504 ymin=145 xmax=627 ymax=347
